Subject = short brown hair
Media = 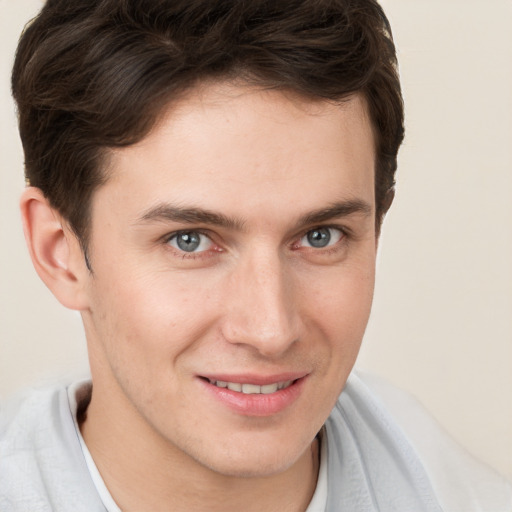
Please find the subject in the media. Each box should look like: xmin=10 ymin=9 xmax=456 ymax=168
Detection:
xmin=12 ymin=0 xmax=404 ymax=247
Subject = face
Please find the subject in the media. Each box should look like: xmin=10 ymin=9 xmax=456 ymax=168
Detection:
xmin=80 ymin=85 xmax=377 ymax=478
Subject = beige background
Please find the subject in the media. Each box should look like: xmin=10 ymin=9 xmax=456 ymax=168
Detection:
xmin=1 ymin=0 xmax=511 ymax=482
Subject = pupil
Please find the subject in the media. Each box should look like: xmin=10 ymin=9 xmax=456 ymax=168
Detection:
xmin=177 ymin=232 xmax=200 ymax=252
xmin=307 ymin=228 xmax=330 ymax=248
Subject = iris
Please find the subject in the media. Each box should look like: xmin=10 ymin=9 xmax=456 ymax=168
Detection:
xmin=176 ymin=232 xmax=201 ymax=252
xmin=306 ymin=228 xmax=331 ymax=248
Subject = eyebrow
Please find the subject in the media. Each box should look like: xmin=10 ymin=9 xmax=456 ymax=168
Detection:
xmin=296 ymin=199 xmax=373 ymax=228
xmin=136 ymin=199 xmax=372 ymax=231
xmin=137 ymin=204 xmax=246 ymax=230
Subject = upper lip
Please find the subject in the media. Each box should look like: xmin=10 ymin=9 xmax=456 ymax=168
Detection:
xmin=199 ymin=372 xmax=308 ymax=386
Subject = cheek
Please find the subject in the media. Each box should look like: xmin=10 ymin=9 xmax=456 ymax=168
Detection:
xmin=89 ymin=268 xmax=218 ymax=372
xmin=305 ymin=261 xmax=375 ymax=336
xmin=301 ymin=258 xmax=375 ymax=391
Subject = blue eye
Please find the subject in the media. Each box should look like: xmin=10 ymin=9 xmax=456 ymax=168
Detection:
xmin=168 ymin=231 xmax=213 ymax=253
xmin=300 ymin=227 xmax=343 ymax=248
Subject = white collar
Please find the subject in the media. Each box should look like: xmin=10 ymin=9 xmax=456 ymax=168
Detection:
xmin=67 ymin=380 xmax=328 ymax=512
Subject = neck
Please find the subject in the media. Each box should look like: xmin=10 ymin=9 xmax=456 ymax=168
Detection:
xmin=80 ymin=383 xmax=320 ymax=512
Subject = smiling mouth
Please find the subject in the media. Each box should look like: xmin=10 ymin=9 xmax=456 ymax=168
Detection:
xmin=206 ymin=379 xmax=296 ymax=394
xmin=201 ymin=375 xmax=306 ymax=415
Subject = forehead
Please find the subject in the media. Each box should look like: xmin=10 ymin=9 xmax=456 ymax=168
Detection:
xmin=95 ymin=84 xmax=376 ymax=225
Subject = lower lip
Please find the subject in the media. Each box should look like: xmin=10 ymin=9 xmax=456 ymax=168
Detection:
xmin=200 ymin=377 xmax=306 ymax=417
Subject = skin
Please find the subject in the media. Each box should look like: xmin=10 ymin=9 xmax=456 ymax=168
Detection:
xmin=22 ymin=85 xmax=378 ymax=511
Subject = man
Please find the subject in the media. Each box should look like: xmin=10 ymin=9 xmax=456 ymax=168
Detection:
xmin=1 ymin=1 xmax=510 ymax=511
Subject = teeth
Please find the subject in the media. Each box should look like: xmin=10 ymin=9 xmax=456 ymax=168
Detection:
xmin=242 ymin=383 xmax=261 ymax=394
xmin=261 ymin=383 xmax=278 ymax=394
xmin=209 ymin=379 xmax=293 ymax=394
xmin=278 ymin=380 xmax=292 ymax=390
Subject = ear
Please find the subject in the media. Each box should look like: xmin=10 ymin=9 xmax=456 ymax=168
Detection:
xmin=20 ymin=187 xmax=90 ymax=311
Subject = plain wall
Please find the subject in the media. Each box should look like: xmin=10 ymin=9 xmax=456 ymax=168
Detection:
xmin=1 ymin=0 xmax=511 ymax=481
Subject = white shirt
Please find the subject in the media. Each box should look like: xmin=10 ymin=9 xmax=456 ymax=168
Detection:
xmin=69 ymin=382 xmax=329 ymax=512
xmin=1 ymin=372 xmax=510 ymax=511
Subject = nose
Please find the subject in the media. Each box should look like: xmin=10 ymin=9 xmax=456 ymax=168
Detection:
xmin=220 ymin=248 xmax=300 ymax=357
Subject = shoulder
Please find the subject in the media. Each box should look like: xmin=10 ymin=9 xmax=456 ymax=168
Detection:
xmin=1 ymin=385 xmax=65 ymax=457
xmin=0 ymin=382 xmax=101 ymax=512
xmin=334 ymin=371 xmax=512 ymax=512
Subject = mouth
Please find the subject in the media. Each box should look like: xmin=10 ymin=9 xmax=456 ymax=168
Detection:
xmin=206 ymin=379 xmax=295 ymax=394
xmin=199 ymin=374 xmax=306 ymax=416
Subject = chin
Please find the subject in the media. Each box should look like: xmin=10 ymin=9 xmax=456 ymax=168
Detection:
xmin=204 ymin=455 xmax=299 ymax=479
xmin=189 ymin=438 xmax=310 ymax=479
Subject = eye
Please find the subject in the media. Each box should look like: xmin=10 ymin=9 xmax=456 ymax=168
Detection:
xmin=167 ymin=231 xmax=213 ymax=253
xmin=299 ymin=227 xmax=344 ymax=249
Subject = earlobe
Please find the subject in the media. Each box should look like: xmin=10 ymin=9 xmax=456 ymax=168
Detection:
xmin=20 ymin=187 xmax=89 ymax=311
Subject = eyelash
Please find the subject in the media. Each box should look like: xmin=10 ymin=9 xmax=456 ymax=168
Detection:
xmin=162 ymin=225 xmax=349 ymax=259
xmin=164 ymin=230 xmax=220 ymax=260
xmin=293 ymin=225 xmax=347 ymax=253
